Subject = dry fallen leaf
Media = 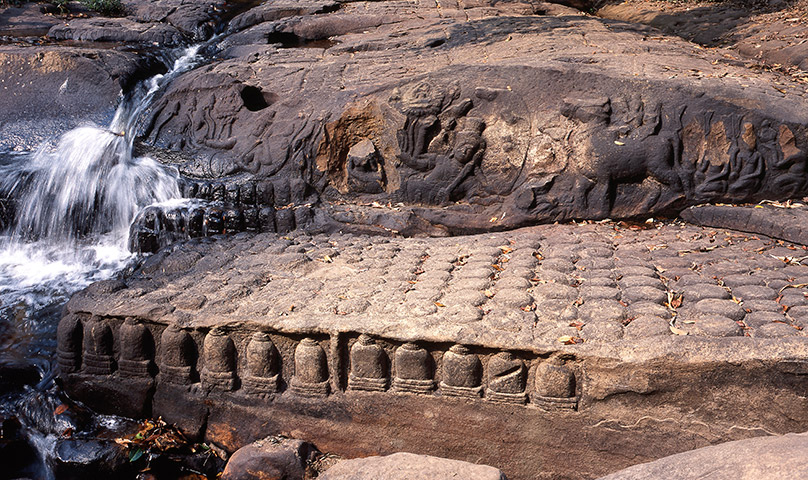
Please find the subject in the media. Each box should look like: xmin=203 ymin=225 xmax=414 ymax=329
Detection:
xmin=670 ymin=326 xmax=689 ymax=335
xmin=434 ymin=302 xmax=445 ymax=307
xmin=54 ymin=404 xmax=68 ymax=416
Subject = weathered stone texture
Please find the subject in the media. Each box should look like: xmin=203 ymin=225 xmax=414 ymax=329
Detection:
xmin=319 ymin=452 xmax=508 ymax=480
xmin=59 ymin=222 xmax=808 ymax=479
xmin=132 ymin=0 xmax=808 ymax=235
xmin=597 ymin=432 xmax=808 ymax=480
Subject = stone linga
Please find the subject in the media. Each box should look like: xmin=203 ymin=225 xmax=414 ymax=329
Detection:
xmin=130 ymin=0 xmax=808 ymax=238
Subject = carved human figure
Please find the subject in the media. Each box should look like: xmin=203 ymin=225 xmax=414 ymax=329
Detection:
xmin=290 ymin=338 xmax=330 ymax=397
xmin=395 ymin=81 xmax=459 ymax=160
xmin=726 ymin=119 xmax=764 ymax=200
xmin=346 ymin=139 xmax=386 ymax=194
xmin=399 ymin=117 xmax=486 ymax=205
xmin=243 ymin=332 xmax=280 ymax=394
xmin=119 ymin=318 xmax=154 ymax=378
xmin=57 ymin=313 xmax=83 ymax=374
xmin=440 ymin=345 xmax=482 ymax=398
xmin=201 ymin=327 xmax=237 ymax=391
xmin=770 ymin=124 xmax=808 ymax=196
xmin=348 ymin=334 xmax=389 ymax=392
xmin=82 ymin=316 xmax=114 ymax=375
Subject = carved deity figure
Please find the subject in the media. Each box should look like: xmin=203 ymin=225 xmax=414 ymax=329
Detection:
xmin=399 ymin=117 xmax=486 ymax=204
xmin=346 ymin=139 xmax=386 ymax=194
xmin=392 ymin=81 xmax=487 ymax=205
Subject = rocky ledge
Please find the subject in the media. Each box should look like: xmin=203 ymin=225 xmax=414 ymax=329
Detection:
xmin=59 ymin=221 xmax=808 ymax=479
xmin=7 ymin=1 xmax=808 ymax=233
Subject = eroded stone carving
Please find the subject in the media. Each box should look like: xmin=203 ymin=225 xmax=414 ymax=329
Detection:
xmin=347 ymin=139 xmax=386 ymax=194
xmin=563 ymin=96 xmax=683 ymax=218
xmin=82 ymin=316 xmax=115 ymax=375
xmin=159 ymin=325 xmax=197 ymax=385
xmin=119 ymin=318 xmax=154 ymax=378
xmin=242 ymin=332 xmax=281 ymax=395
xmin=57 ymin=313 xmax=83 ymax=374
xmin=392 ymin=342 xmax=435 ymax=394
xmin=532 ymin=358 xmax=578 ymax=410
xmin=348 ymin=334 xmax=389 ymax=392
xmin=201 ymin=327 xmax=237 ymax=391
xmin=486 ymin=351 xmax=528 ymax=405
xmin=440 ymin=345 xmax=483 ymax=398
xmin=290 ymin=337 xmax=330 ymax=397
xmin=393 ymin=81 xmax=486 ymax=205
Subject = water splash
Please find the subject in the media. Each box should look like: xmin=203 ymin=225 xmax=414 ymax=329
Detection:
xmin=0 ymin=45 xmax=202 ymax=367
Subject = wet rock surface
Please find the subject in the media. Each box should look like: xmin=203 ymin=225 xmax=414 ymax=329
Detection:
xmin=0 ymin=45 xmax=155 ymax=150
xmin=59 ymin=221 xmax=808 ymax=479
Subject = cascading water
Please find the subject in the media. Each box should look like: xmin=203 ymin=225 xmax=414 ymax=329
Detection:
xmin=0 ymin=45 xmax=205 ymax=478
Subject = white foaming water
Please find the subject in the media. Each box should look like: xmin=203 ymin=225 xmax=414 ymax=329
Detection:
xmin=0 ymin=45 xmax=202 ymax=360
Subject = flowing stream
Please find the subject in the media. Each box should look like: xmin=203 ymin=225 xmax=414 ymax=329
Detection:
xmin=0 ymin=45 xmax=204 ymax=478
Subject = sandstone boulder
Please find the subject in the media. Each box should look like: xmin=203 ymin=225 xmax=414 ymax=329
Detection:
xmin=221 ymin=437 xmax=319 ymax=480
xmin=319 ymin=452 xmax=507 ymax=480
xmin=139 ymin=0 xmax=808 ymax=235
xmin=597 ymin=432 xmax=808 ymax=480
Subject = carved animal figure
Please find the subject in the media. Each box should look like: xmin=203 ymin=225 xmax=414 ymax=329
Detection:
xmin=563 ymin=97 xmax=683 ymax=218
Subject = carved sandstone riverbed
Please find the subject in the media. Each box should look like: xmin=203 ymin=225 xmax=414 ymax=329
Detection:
xmin=58 ymin=221 xmax=808 ymax=479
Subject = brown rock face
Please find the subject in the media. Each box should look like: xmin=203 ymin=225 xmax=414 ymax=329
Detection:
xmin=597 ymin=432 xmax=808 ymax=480
xmin=221 ymin=437 xmax=319 ymax=480
xmin=134 ymin=0 xmax=808 ymax=235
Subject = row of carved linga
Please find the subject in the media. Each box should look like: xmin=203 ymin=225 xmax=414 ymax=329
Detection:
xmin=57 ymin=315 xmax=579 ymax=409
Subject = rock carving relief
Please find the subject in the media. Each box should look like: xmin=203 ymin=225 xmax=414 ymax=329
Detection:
xmin=392 ymin=81 xmax=487 ymax=205
xmin=561 ymin=95 xmax=684 ymax=219
xmin=524 ymin=95 xmax=808 ymax=221
xmin=59 ymin=314 xmax=588 ymax=413
xmin=316 ymin=101 xmax=393 ymax=195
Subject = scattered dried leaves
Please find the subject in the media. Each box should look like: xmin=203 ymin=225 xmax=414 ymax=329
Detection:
xmin=114 ymin=418 xmax=212 ymax=465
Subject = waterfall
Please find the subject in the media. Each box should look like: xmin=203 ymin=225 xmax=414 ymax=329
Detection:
xmin=0 ymin=45 xmax=202 ymax=366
